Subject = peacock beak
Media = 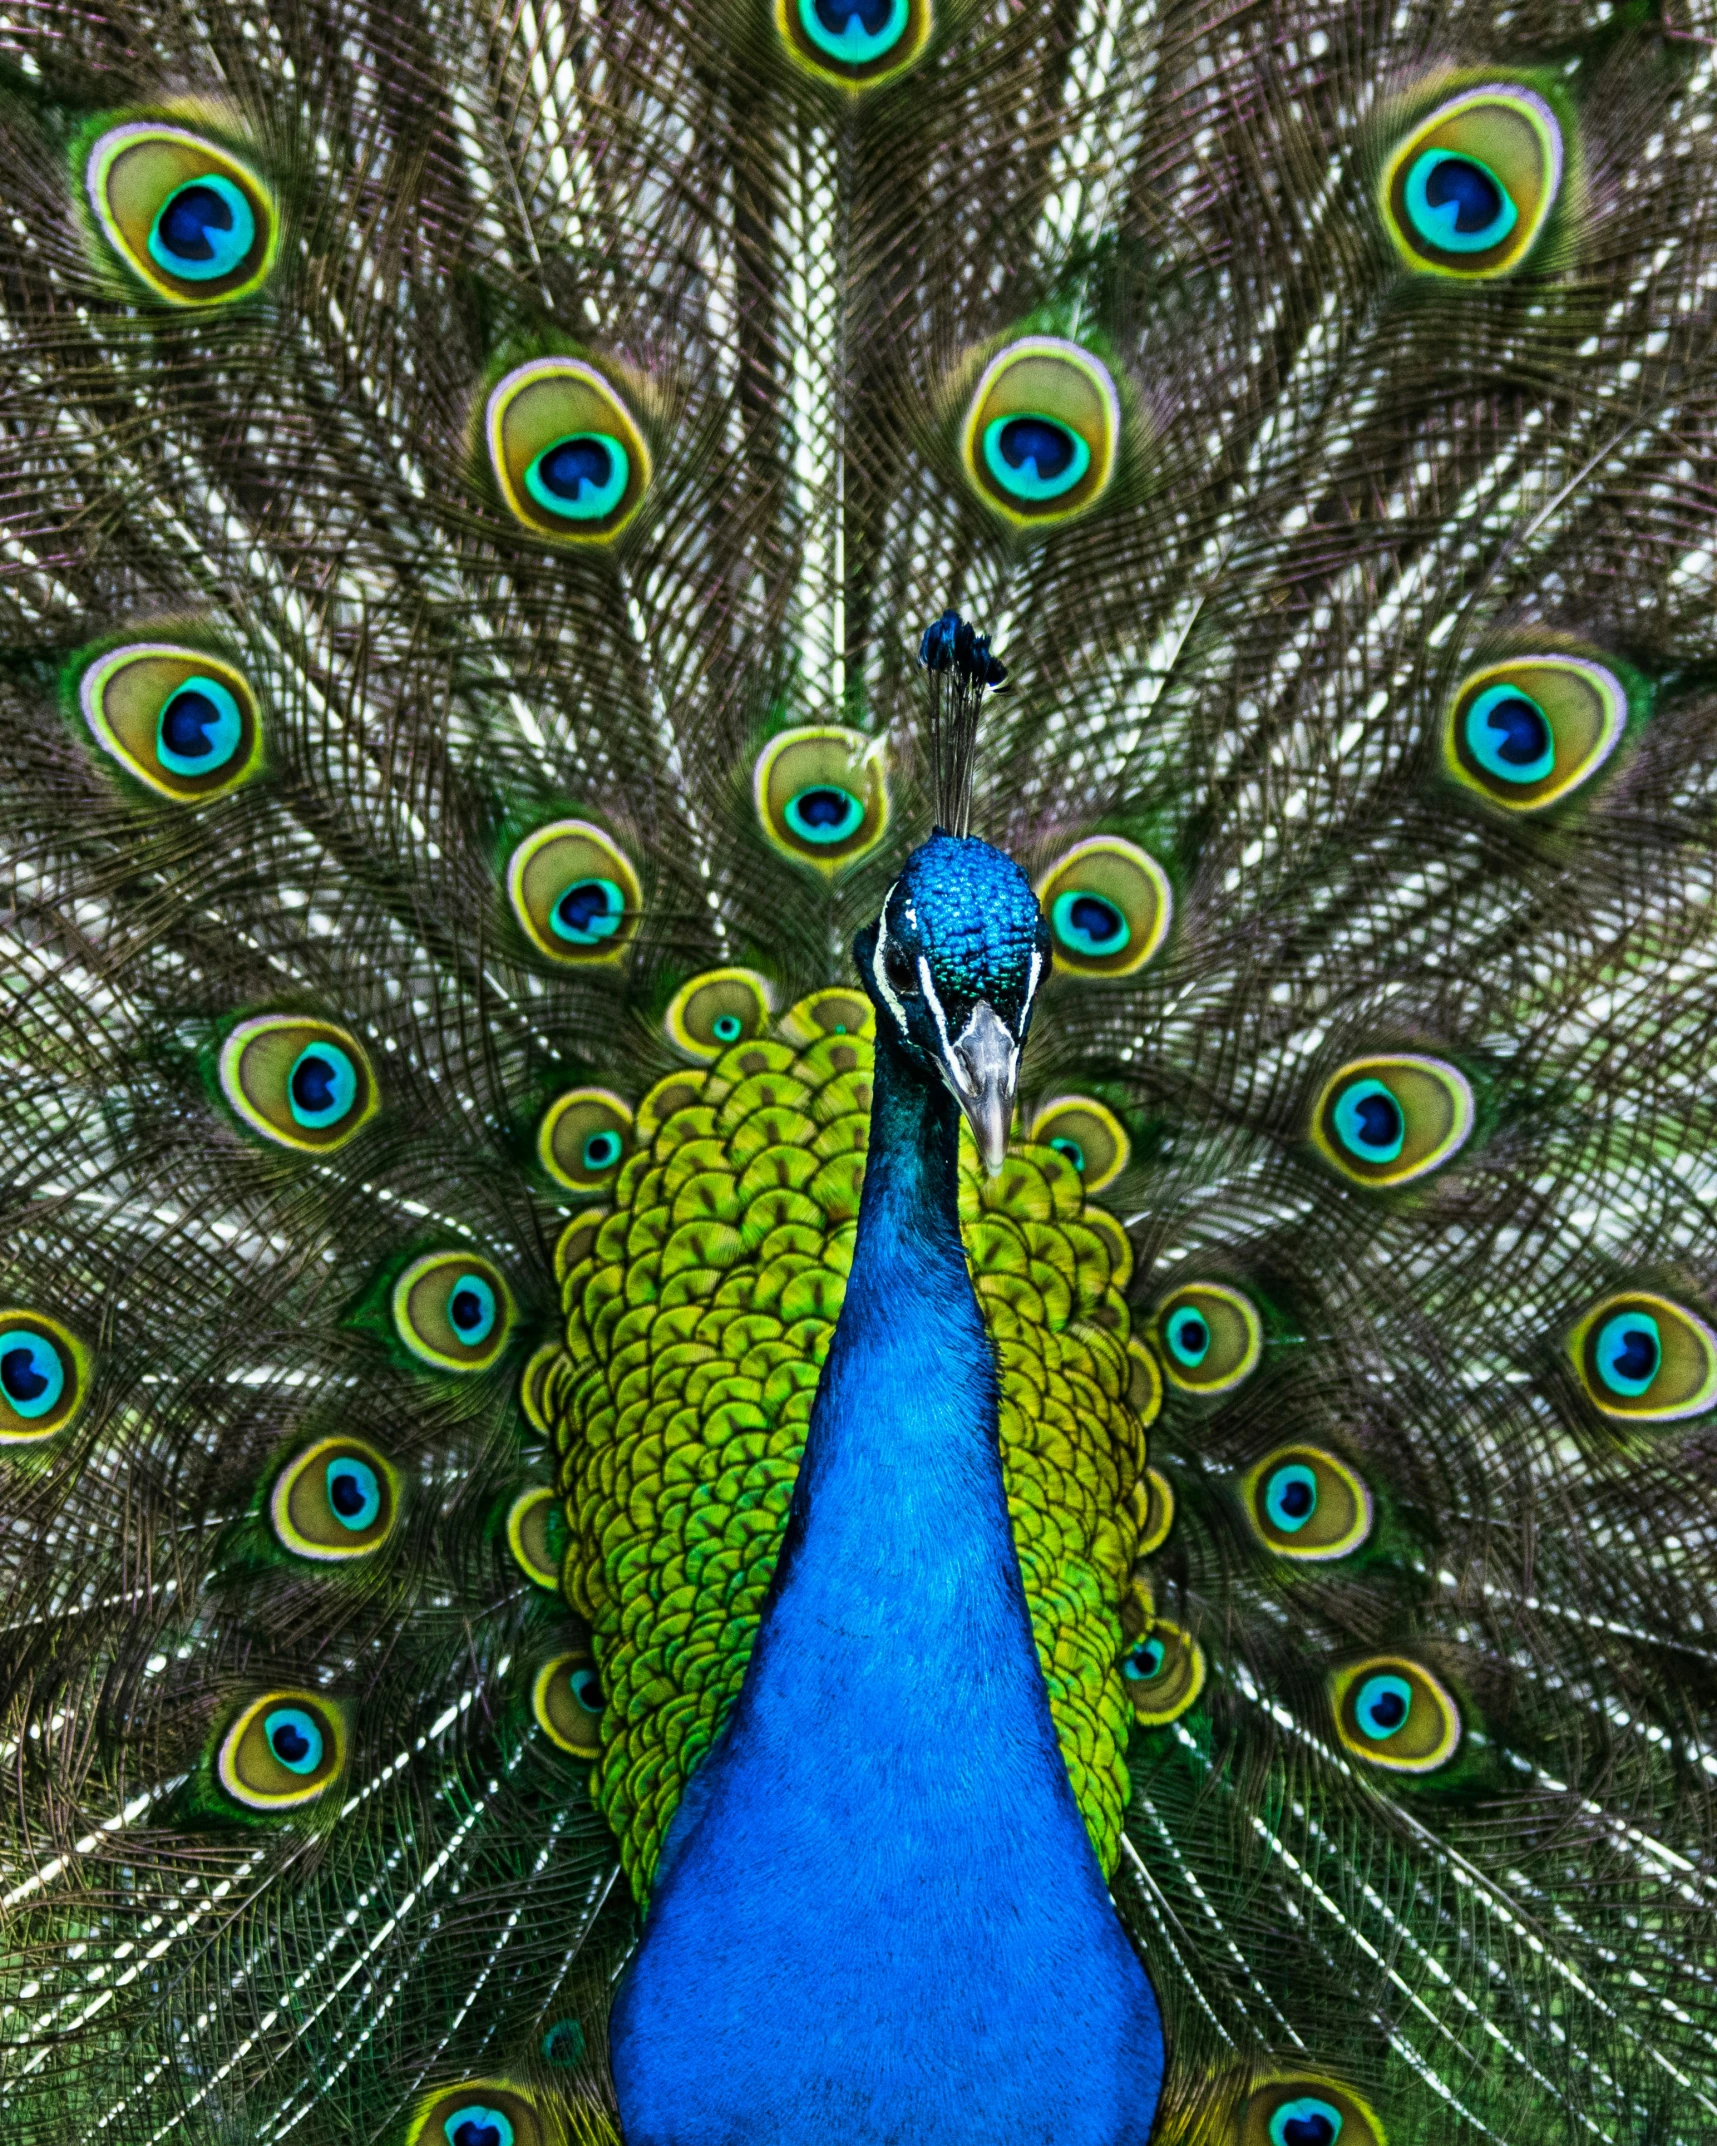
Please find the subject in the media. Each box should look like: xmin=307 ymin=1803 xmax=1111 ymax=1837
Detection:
xmin=942 ymin=1000 xmax=1018 ymax=1178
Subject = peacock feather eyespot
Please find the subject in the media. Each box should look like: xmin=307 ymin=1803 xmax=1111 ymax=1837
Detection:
xmin=753 ymin=727 xmax=889 ymax=874
xmin=1382 ymin=82 xmax=1564 ymax=280
xmin=1330 ymin=1656 xmax=1461 ymax=1774
xmin=1444 ymin=654 xmax=1629 ymax=813
xmin=1125 ymin=1338 xmax=1164 ymax=1429
xmin=960 ymin=337 xmax=1121 ymax=527
xmin=218 ymin=1015 xmax=378 ymax=1153
xmin=484 ymin=356 xmax=652 ymax=543
xmin=1120 ymin=1620 xmax=1204 ymax=1725
xmin=1129 ymin=1466 xmax=1175 ymax=1559
xmin=775 ymin=0 xmax=932 ymax=87
xmin=1310 ymin=1053 xmax=1473 ymax=1188
xmin=1036 ymin=836 xmax=1172 ymax=979
xmin=1570 ymin=1290 xmax=1717 ymax=1423
xmin=405 ymin=2083 xmax=544 ymax=2146
xmin=268 ymin=1435 xmax=400 ymax=1560
xmin=1151 ymin=1281 xmax=1262 ymax=1397
xmin=1027 ymin=1095 xmax=1130 ymax=1192
xmin=0 ymin=1311 xmax=89 ymax=1444
xmin=1241 ymin=1445 xmax=1374 ymax=1561
xmin=779 ymin=986 xmax=876 ymax=1046
xmin=507 ymin=1486 xmax=565 ymax=1591
xmin=539 ymin=1088 xmax=634 ymax=1195
xmin=533 ymin=1651 xmax=605 ymax=1755
xmin=216 ymin=1691 xmax=347 ymax=1810
xmin=392 ymin=1251 xmax=516 ymax=1373
xmin=506 ymin=820 xmax=641 ymax=964
xmin=81 ymin=118 xmax=278 ymax=305
xmin=74 ymin=642 xmax=264 ymax=802
xmin=665 ymin=968 xmax=774 ymax=1061
xmin=1239 ymin=2074 xmax=1386 ymax=2146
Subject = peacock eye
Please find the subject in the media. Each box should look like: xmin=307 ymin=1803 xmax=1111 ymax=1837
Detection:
xmin=1572 ymin=1291 xmax=1717 ymax=1423
xmin=960 ymin=337 xmax=1121 ymax=526
xmin=444 ymin=2109 xmax=514 ymax=2146
xmin=74 ymin=643 xmax=264 ymax=801
xmin=1036 ymin=837 xmax=1172 ymax=979
xmin=1269 ymin=2102 xmax=1343 ymax=2146
xmin=269 ymin=1436 xmax=398 ymax=1559
xmin=1151 ymin=1281 xmax=1262 ymax=1395
xmin=219 ymin=1016 xmax=377 ymax=1152
xmin=506 ymin=821 xmax=641 ymax=964
xmin=484 ymin=357 xmax=651 ymax=543
xmin=1382 ymin=83 xmax=1563 ymax=280
xmin=665 ymin=968 xmax=772 ymax=1061
xmin=1445 ymin=655 xmax=1629 ymax=813
xmin=1118 ymin=1620 xmax=1205 ymax=1726
xmin=533 ymin=1652 xmax=606 ymax=1755
xmin=82 ymin=121 xmax=277 ymax=304
xmin=754 ymin=727 xmax=889 ymax=873
xmin=1331 ymin=1656 xmax=1461 ymax=1773
xmin=408 ymin=2087 xmax=542 ymax=2146
xmin=391 ymin=1251 xmax=515 ymax=1372
xmin=1125 ymin=1339 xmax=1164 ymax=1428
xmin=538 ymin=1087 xmax=634 ymax=1195
xmin=778 ymin=0 xmax=931 ymax=85
xmin=1242 ymin=2076 xmax=1383 ymax=2146
xmin=1129 ymin=1466 xmax=1175 ymax=1557
xmin=883 ymin=940 xmax=916 ymax=995
xmin=506 ymin=1486 xmax=564 ymax=1590
xmin=1028 ymin=1096 xmax=1130 ymax=1193
xmin=1311 ymin=1054 xmax=1473 ymax=1188
xmin=216 ymin=1691 xmax=346 ymax=1809
xmin=0 ymin=1312 xmax=88 ymax=1443
xmin=1243 ymin=1445 xmax=1374 ymax=1561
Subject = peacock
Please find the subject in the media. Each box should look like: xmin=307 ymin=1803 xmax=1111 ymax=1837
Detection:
xmin=4 ymin=0 xmax=1717 ymax=2139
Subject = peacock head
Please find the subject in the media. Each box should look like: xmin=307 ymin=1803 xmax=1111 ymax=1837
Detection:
xmin=855 ymin=830 xmax=1050 ymax=1175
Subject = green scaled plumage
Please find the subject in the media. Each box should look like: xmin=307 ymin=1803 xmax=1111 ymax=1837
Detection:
xmin=2 ymin=0 xmax=1717 ymax=2142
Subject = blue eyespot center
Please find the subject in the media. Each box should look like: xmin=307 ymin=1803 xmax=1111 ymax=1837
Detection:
xmin=784 ymin=784 xmax=865 ymax=845
xmin=1405 ymin=148 xmax=1518 ymax=253
xmin=582 ymin=1131 xmax=622 ymax=1172
xmin=1122 ymin=1638 xmax=1165 ymax=1682
xmin=1264 ymin=1463 xmax=1318 ymax=1532
xmin=551 ymin=876 xmax=625 ymax=945
xmin=1166 ymin=1307 xmax=1210 ymax=1367
xmin=1596 ymin=1310 xmax=1661 ymax=1396
xmin=1333 ymin=1078 xmax=1404 ymax=1163
xmin=0 ymin=1331 xmax=65 ymax=1418
xmin=1270 ymin=2100 xmax=1344 ymax=2146
xmin=711 ymin=1013 xmax=744 ymax=1043
xmin=444 ymin=2105 xmax=515 ymax=2146
xmin=524 ymin=432 xmax=629 ymax=521
xmin=326 ymin=1458 xmax=382 ymax=1529
xmin=1049 ymin=1135 xmax=1086 ymax=1173
xmin=982 ymin=413 xmax=1092 ymax=502
xmin=264 ymin=1705 xmax=324 ymax=1774
xmin=148 ymin=175 xmax=257 ymax=280
xmin=1051 ymin=889 xmax=1129 ymax=958
xmin=800 ymin=0 xmax=909 ymax=62
xmin=288 ymin=1044 xmax=358 ymax=1128
xmin=570 ymin=1666 xmax=606 ymax=1713
xmin=1356 ymin=1673 xmax=1412 ymax=1740
xmin=157 ymin=677 xmax=244 ymax=775
xmin=1466 ymin=684 xmax=1553 ymax=784
xmin=447 ymin=1274 xmax=499 ymax=1345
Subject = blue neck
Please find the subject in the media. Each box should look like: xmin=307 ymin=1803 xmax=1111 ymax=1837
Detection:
xmin=610 ymin=1034 xmax=1164 ymax=2146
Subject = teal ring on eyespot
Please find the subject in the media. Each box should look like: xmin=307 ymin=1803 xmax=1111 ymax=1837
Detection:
xmin=523 ymin=431 xmax=629 ymax=521
xmin=1122 ymin=1638 xmax=1165 ymax=1682
xmin=156 ymin=676 xmax=243 ymax=775
xmin=288 ymin=1043 xmax=358 ymax=1129
xmin=582 ymin=1130 xmax=623 ymax=1172
xmin=443 ymin=2105 xmax=516 ymax=2146
xmin=711 ymin=1013 xmax=744 ymax=1043
xmin=542 ymin=2018 xmax=587 ymax=2067
xmin=0 ymin=1330 xmax=65 ymax=1419
xmin=1354 ymin=1672 xmax=1413 ymax=1741
xmin=783 ymin=784 xmax=865 ymax=845
xmin=1465 ymin=683 xmax=1554 ymax=784
xmin=1595 ymin=1309 xmax=1661 ymax=1397
xmin=1165 ymin=1307 xmax=1210 ymax=1368
xmin=1404 ymin=148 xmax=1518 ymax=254
xmin=570 ymin=1666 xmax=606 ymax=1712
xmin=1051 ymin=888 xmax=1129 ymax=958
xmin=797 ymin=0 xmax=909 ymax=64
xmin=447 ymin=1273 xmax=499 ymax=1346
xmin=1048 ymin=1135 xmax=1086 ymax=1173
xmin=981 ymin=413 xmax=1091 ymax=502
xmin=1332 ymin=1078 xmax=1404 ymax=1163
xmin=148 ymin=174 xmax=256 ymax=281
xmin=325 ymin=1457 xmax=382 ymax=1531
xmin=1269 ymin=2099 xmax=1345 ymax=2146
xmin=263 ymin=1705 xmax=325 ymax=1774
xmin=1263 ymin=1463 xmax=1318 ymax=1533
xmin=550 ymin=876 xmax=625 ymax=946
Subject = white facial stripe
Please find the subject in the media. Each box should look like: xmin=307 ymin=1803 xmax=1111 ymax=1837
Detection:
xmin=1024 ymin=946 xmax=1043 ymax=1016
xmin=917 ymin=953 xmax=954 ymax=1058
xmin=871 ymin=897 xmax=910 ymax=1039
